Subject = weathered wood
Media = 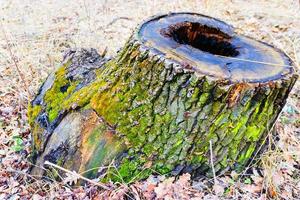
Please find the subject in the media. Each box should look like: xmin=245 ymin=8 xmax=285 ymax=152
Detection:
xmin=29 ymin=13 xmax=298 ymax=182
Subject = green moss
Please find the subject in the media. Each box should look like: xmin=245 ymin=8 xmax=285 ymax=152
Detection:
xmin=245 ymin=125 xmax=261 ymax=141
xmin=43 ymin=62 xmax=79 ymax=122
xmin=31 ymin=123 xmax=44 ymax=153
xmin=56 ymin=156 xmax=65 ymax=166
xmin=245 ymin=143 xmax=255 ymax=159
xmin=27 ymin=104 xmax=42 ymax=126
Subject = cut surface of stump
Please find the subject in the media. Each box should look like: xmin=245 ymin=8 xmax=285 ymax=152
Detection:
xmin=29 ymin=13 xmax=298 ymax=182
xmin=139 ymin=13 xmax=292 ymax=82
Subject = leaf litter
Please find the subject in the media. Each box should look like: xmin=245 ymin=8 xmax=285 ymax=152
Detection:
xmin=0 ymin=0 xmax=300 ymax=199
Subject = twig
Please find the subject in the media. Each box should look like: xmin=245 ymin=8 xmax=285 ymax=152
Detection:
xmin=106 ymin=17 xmax=133 ymax=28
xmin=44 ymin=161 xmax=111 ymax=190
xmin=4 ymin=168 xmax=42 ymax=182
xmin=209 ymin=140 xmax=217 ymax=185
xmin=100 ymin=47 xmax=108 ymax=57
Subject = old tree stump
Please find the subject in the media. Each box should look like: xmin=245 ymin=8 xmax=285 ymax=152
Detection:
xmin=29 ymin=13 xmax=298 ymax=182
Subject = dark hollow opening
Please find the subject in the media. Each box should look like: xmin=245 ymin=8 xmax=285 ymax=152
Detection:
xmin=161 ymin=22 xmax=239 ymax=57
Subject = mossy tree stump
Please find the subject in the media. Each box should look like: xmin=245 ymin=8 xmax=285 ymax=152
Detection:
xmin=29 ymin=13 xmax=298 ymax=182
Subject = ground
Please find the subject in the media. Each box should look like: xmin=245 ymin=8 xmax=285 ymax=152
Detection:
xmin=0 ymin=0 xmax=299 ymax=199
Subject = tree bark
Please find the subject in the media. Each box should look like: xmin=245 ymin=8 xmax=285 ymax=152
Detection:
xmin=29 ymin=13 xmax=298 ymax=182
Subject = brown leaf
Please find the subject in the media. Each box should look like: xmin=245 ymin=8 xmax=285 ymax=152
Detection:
xmin=268 ymin=186 xmax=277 ymax=198
xmin=213 ymin=183 xmax=224 ymax=196
xmin=177 ymin=173 xmax=191 ymax=187
xmin=242 ymin=184 xmax=262 ymax=194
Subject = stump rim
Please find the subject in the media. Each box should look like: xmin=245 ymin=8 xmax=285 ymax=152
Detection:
xmin=135 ymin=12 xmax=297 ymax=84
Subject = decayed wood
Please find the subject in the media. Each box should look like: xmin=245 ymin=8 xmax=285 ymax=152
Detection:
xmin=28 ymin=13 xmax=298 ymax=182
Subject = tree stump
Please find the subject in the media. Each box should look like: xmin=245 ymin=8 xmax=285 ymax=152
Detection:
xmin=29 ymin=13 xmax=298 ymax=182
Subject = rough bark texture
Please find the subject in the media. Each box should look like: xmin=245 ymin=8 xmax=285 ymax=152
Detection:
xmin=29 ymin=13 xmax=298 ymax=183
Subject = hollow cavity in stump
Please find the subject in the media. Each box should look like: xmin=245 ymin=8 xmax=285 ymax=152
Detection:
xmin=28 ymin=13 xmax=298 ymax=183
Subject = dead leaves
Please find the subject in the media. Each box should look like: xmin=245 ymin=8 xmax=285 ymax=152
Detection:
xmin=212 ymin=181 xmax=225 ymax=196
xmin=0 ymin=0 xmax=300 ymax=199
xmin=132 ymin=174 xmax=204 ymax=200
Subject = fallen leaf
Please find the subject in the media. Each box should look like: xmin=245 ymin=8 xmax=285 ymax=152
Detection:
xmin=268 ymin=186 xmax=277 ymax=198
xmin=213 ymin=183 xmax=224 ymax=196
xmin=243 ymin=184 xmax=262 ymax=194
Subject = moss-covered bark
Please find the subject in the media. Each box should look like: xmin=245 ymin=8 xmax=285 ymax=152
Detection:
xmin=29 ymin=13 xmax=298 ymax=183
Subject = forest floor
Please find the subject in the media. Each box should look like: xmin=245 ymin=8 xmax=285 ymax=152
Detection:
xmin=0 ymin=0 xmax=300 ymax=199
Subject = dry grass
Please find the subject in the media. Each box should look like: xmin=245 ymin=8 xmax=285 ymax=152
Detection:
xmin=0 ymin=0 xmax=299 ymax=199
